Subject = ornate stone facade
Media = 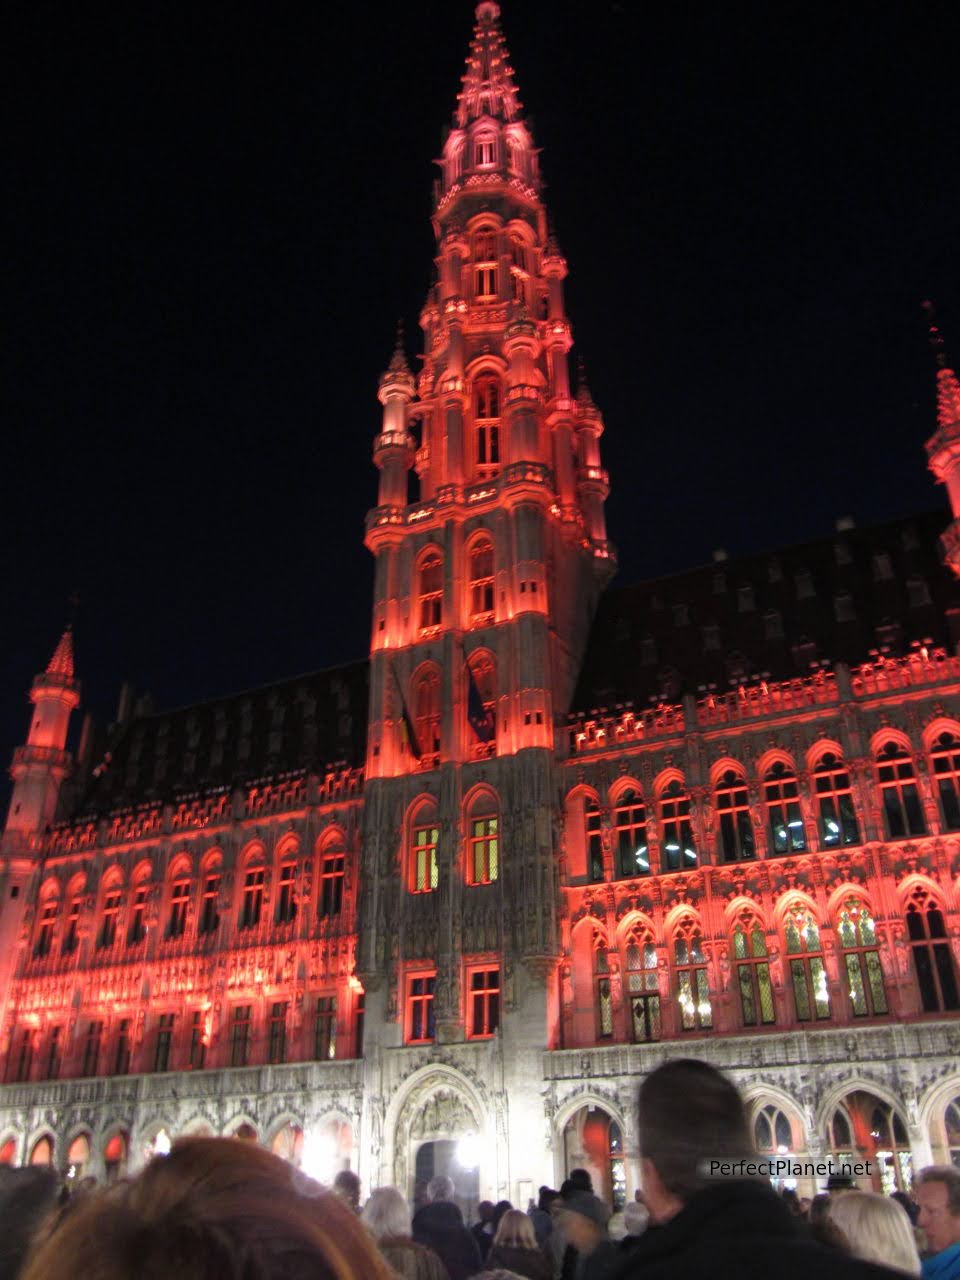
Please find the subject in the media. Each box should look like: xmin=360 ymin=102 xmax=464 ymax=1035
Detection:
xmin=1 ymin=0 xmax=960 ymax=1207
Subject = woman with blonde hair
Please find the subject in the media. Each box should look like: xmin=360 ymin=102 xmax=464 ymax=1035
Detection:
xmin=361 ymin=1185 xmax=448 ymax=1280
xmin=825 ymin=1189 xmax=921 ymax=1277
xmin=486 ymin=1208 xmax=553 ymax=1280
xmin=21 ymin=1135 xmax=396 ymax=1280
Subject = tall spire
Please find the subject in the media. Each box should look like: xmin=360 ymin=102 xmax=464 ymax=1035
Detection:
xmin=923 ymin=302 xmax=960 ymax=578
xmin=456 ymin=2 xmax=523 ymax=127
xmin=46 ymin=625 xmax=75 ymax=682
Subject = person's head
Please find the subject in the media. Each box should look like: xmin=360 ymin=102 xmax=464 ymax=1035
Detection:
xmin=916 ymin=1167 xmax=960 ymax=1255
xmin=781 ymin=1187 xmax=801 ymax=1216
xmin=476 ymin=1200 xmax=495 ymax=1224
xmin=637 ymin=1059 xmax=752 ymax=1224
xmin=361 ymin=1187 xmax=412 ymax=1242
xmin=20 ymin=1136 xmax=395 ymax=1280
xmin=560 ymin=1192 xmax=610 ymax=1254
xmin=332 ymin=1169 xmax=361 ymax=1214
xmin=809 ymin=1193 xmax=831 ymax=1225
xmin=891 ymin=1190 xmax=918 ymax=1225
xmin=492 ymin=1200 xmax=512 ymax=1229
xmin=493 ymin=1209 xmax=536 ymax=1250
xmin=427 ymin=1175 xmax=455 ymax=1204
xmin=0 ymin=1166 xmax=58 ymax=1280
xmin=537 ymin=1187 xmax=558 ymax=1213
xmin=568 ymin=1169 xmax=593 ymax=1193
xmin=826 ymin=1191 xmax=920 ymax=1277
xmin=622 ymin=1201 xmax=649 ymax=1237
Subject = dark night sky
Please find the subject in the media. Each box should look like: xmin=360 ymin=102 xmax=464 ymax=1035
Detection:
xmin=2 ymin=1 xmax=959 ymax=768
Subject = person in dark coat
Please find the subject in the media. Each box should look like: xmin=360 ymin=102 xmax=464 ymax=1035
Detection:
xmin=613 ymin=1058 xmax=903 ymax=1280
xmin=412 ymin=1175 xmax=482 ymax=1280
xmin=473 ymin=1200 xmax=496 ymax=1260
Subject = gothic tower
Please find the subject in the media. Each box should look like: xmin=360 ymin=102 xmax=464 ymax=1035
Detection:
xmin=925 ymin=308 xmax=960 ymax=576
xmin=358 ymin=1 xmax=613 ymax=1191
xmin=0 ymin=629 xmax=79 ymax=1033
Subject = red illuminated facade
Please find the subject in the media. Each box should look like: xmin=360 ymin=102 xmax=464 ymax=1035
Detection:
xmin=1 ymin=0 xmax=960 ymax=1206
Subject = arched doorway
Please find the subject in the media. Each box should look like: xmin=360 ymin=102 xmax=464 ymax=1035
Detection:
xmin=562 ymin=1106 xmax=627 ymax=1210
xmin=0 ymin=1138 xmax=15 ymax=1165
xmin=271 ymin=1124 xmax=304 ymax=1166
xmin=104 ymin=1132 xmax=128 ymax=1183
xmin=29 ymin=1136 xmax=53 ymax=1167
xmin=393 ymin=1077 xmax=486 ymax=1221
xmin=829 ymin=1091 xmax=912 ymax=1193
xmin=301 ymin=1118 xmax=353 ymax=1186
xmin=65 ymin=1133 xmax=90 ymax=1182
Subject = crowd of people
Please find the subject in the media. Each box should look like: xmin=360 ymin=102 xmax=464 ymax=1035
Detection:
xmin=1 ymin=1059 xmax=959 ymax=1280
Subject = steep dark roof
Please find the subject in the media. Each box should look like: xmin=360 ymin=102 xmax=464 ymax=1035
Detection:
xmin=66 ymin=660 xmax=368 ymax=818
xmin=573 ymin=510 xmax=960 ymax=712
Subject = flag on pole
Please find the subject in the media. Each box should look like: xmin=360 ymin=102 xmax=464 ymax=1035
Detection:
xmin=390 ymin=663 xmax=421 ymax=760
xmin=466 ymin=655 xmax=495 ymax=743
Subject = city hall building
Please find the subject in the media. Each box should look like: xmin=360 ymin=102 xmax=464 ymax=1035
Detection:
xmin=1 ymin=0 xmax=959 ymax=1209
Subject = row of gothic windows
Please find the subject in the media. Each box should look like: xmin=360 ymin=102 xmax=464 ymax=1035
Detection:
xmin=574 ymin=734 xmax=960 ymax=879
xmin=31 ymin=842 xmax=351 ymax=961
xmin=405 ymin=966 xmax=500 ymax=1044
xmin=6 ymin=992 xmax=360 ymax=1085
xmin=418 ymin=538 xmax=501 ymax=635
xmin=408 ymin=792 xmax=499 ymax=891
xmin=575 ymin=887 xmax=958 ymax=1049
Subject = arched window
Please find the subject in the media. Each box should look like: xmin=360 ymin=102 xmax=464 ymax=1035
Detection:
xmin=418 ymin=553 xmax=443 ymax=634
xmin=585 ymin=794 xmax=604 ymax=882
xmin=167 ymin=875 xmax=190 ymax=939
xmin=905 ymin=888 xmax=960 ymax=1012
xmin=474 ymin=378 xmax=501 ymax=478
xmin=930 ymin=731 xmax=960 ymax=831
xmin=466 ymin=791 xmax=499 ymax=885
xmin=33 ymin=893 xmax=58 ymax=959
xmin=658 ymin=779 xmax=697 ymax=871
xmin=716 ymin=769 xmax=755 ymax=862
xmin=623 ymin=924 xmax=660 ymax=1042
xmin=98 ymin=884 xmax=122 ymax=950
xmin=673 ymin=917 xmax=712 ymax=1031
xmin=29 ymin=1136 xmax=53 ymax=1167
xmin=732 ymin=912 xmax=775 ymax=1027
xmin=612 ymin=787 xmax=649 ymax=878
xmin=763 ymin=761 xmax=806 ymax=854
xmin=876 ymin=741 xmax=926 ymax=838
xmin=473 ymin=228 xmax=498 ymax=302
xmin=468 ymin=536 xmax=495 ymax=621
xmin=754 ymin=1105 xmax=794 ymax=1154
xmin=409 ymin=801 xmax=439 ymax=895
xmin=783 ymin=906 xmax=830 ymax=1021
xmin=594 ymin=936 xmax=613 ymax=1040
xmin=813 ymin=750 xmax=860 ymax=847
xmin=836 ymin=897 xmax=887 ymax=1016
xmin=414 ymin=669 xmax=441 ymax=762
xmin=945 ymin=1097 xmax=960 ymax=1166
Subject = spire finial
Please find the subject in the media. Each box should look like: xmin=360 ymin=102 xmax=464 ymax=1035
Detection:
xmin=387 ymin=320 xmax=410 ymax=375
xmin=576 ymin=356 xmax=594 ymax=406
xmin=923 ymin=301 xmax=960 ymax=432
xmin=923 ymin=299 xmax=948 ymax=367
xmin=46 ymin=625 xmax=75 ymax=681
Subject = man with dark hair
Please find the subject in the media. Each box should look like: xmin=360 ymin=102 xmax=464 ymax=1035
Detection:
xmin=616 ymin=1058 xmax=899 ymax=1280
xmin=332 ymin=1169 xmax=361 ymax=1214
xmin=916 ymin=1167 xmax=960 ymax=1278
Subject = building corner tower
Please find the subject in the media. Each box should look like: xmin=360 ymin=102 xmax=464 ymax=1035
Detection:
xmin=0 ymin=629 xmax=79 ymax=1037
xmin=357 ymin=1 xmax=614 ymax=1198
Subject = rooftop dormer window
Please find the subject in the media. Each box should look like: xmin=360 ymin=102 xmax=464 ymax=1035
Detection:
xmin=474 ymin=134 xmax=497 ymax=168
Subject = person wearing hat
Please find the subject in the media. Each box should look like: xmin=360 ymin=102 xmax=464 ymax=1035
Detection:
xmin=560 ymin=1190 xmax=619 ymax=1280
